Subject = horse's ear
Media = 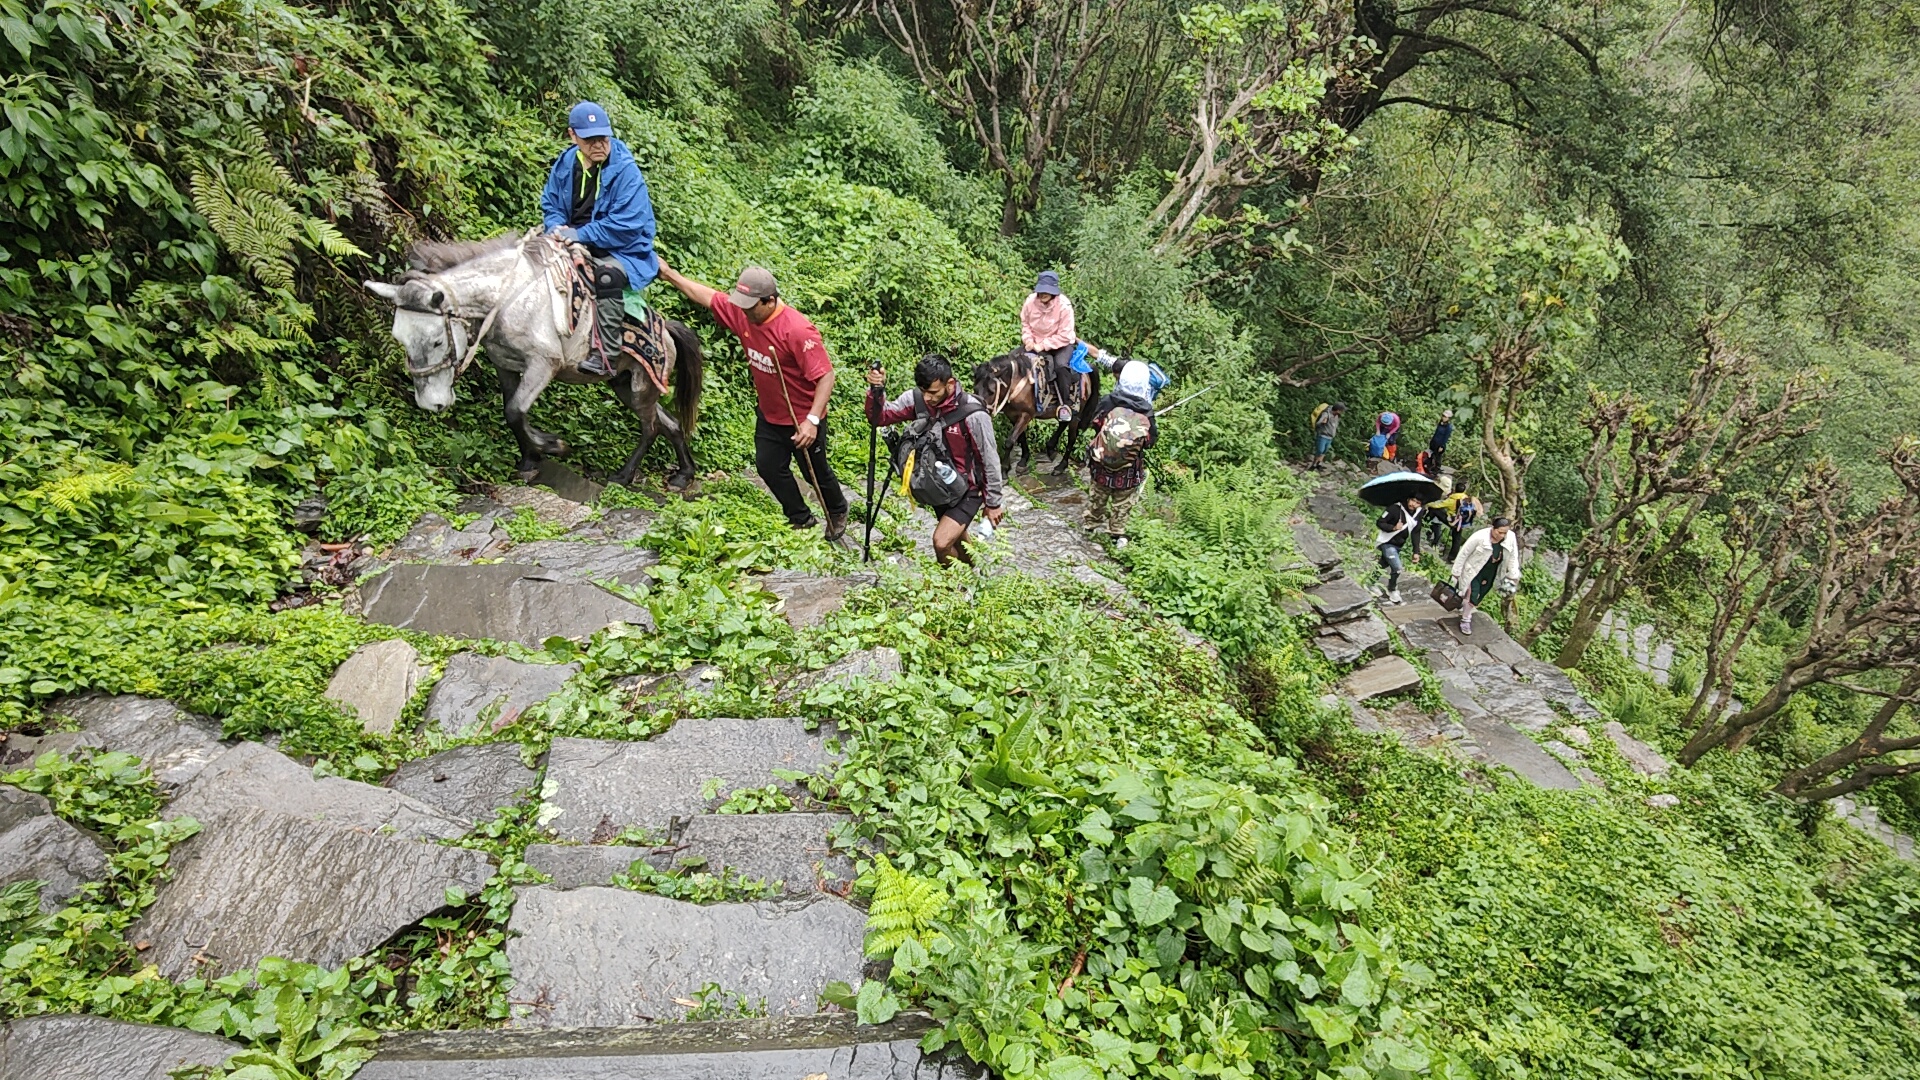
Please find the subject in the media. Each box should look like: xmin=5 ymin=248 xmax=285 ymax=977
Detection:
xmin=365 ymin=281 xmax=400 ymax=302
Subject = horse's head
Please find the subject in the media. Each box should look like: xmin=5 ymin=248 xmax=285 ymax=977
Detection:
xmin=364 ymin=277 xmax=467 ymax=413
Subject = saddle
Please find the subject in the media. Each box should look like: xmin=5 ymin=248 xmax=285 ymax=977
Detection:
xmin=563 ymin=246 xmax=673 ymax=392
xmin=1023 ymin=351 xmax=1082 ymax=416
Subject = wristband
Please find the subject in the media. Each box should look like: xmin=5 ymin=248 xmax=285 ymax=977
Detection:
xmin=805 ymin=414 xmax=821 ymax=426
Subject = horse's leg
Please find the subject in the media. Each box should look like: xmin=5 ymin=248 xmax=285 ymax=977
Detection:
xmin=1052 ymin=416 xmax=1081 ymax=476
xmin=1007 ymin=411 xmax=1031 ymax=477
xmin=503 ymin=362 xmax=562 ymax=478
xmin=609 ymin=371 xmax=659 ymax=488
xmin=497 ymin=369 xmax=542 ymax=475
xmin=650 ymin=400 xmax=695 ymax=491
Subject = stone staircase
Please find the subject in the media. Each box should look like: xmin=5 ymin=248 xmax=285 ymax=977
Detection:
xmin=0 ymin=464 xmax=967 ymax=1076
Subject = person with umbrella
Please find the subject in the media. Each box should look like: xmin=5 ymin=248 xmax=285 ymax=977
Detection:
xmin=1450 ymin=516 xmax=1522 ymax=635
xmin=1359 ymin=470 xmax=1442 ymax=604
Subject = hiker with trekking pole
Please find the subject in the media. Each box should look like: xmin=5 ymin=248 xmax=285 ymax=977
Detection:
xmin=656 ymin=259 xmax=849 ymax=540
xmin=865 ymin=355 xmax=1005 ymax=566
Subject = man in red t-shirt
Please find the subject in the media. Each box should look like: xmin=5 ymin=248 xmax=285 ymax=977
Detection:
xmin=656 ymin=258 xmax=848 ymax=539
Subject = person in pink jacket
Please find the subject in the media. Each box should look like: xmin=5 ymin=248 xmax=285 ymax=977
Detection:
xmin=1019 ymin=270 xmax=1081 ymax=420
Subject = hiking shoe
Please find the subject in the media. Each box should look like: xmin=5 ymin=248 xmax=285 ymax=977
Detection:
xmin=1459 ymin=617 xmax=1473 ymax=635
xmin=1387 ymin=589 xmax=1403 ymax=605
xmin=790 ymin=514 xmax=821 ymax=530
xmin=1056 ymin=406 xmax=1073 ymax=421
xmin=824 ymin=512 xmax=848 ymax=542
xmin=1113 ymin=536 xmax=1129 ymax=551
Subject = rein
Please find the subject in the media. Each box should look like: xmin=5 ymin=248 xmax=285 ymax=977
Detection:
xmin=402 ymin=227 xmax=544 ymax=378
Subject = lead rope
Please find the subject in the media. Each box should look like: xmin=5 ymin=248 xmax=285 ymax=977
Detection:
xmin=451 ymin=227 xmax=542 ymax=379
xmin=770 ymin=340 xmax=836 ymax=531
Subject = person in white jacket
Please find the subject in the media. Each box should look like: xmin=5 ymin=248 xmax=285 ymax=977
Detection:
xmin=1450 ymin=516 xmax=1522 ymax=635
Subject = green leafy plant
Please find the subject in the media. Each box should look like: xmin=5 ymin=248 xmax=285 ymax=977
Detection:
xmin=863 ymin=856 xmax=948 ymax=961
xmin=612 ymin=858 xmax=782 ymax=903
xmin=711 ymin=782 xmax=795 ymax=814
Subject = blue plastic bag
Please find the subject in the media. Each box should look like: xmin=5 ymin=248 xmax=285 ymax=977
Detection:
xmin=1070 ymin=341 xmax=1093 ymax=373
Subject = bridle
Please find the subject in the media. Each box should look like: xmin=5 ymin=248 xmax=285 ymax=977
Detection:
xmin=395 ymin=228 xmax=546 ymax=380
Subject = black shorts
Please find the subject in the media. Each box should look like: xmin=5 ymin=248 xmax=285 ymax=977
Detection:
xmin=938 ymin=495 xmax=983 ymax=526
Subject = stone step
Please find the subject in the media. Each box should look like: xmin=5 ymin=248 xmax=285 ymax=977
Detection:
xmin=505 ymin=887 xmax=865 ymax=1027
xmin=325 ymin=638 xmax=428 ymax=735
xmin=526 ymin=812 xmax=857 ymax=900
xmin=1314 ymin=611 xmax=1390 ymax=666
xmin=356 ymin=1014 xmax=981 ymax=1079
xmin=132 ymin=806 xmax=492 ymax=979
xmin=500 ymin=539 xmax=659 ymax=587
xmin=387 ymin=743 xmax=540 ymax=827
xmin=353 ymin=563 xmax=652 ymax=647
xmin=0 ymin=1014 xmax=239 ymax=1079
xmin=542 ymin=720 xmax=841 ymax=843
xmin=1340 ymin=655 xmax=1422 ymax=702
xmin=1461 ymin=666 xmax=1561 ymax=734
xmin=167 ymin=741 xmax=470 ymax=841
xmin=1455 ymin=715 xmax=1583 ymax=791
xmin=36 ymin=695 xmax=226 ymax=788
xmin=1289 ymin=523 xmax=1342 ymax=575
xmin=758 ymin=571 xmax=875 ymax=630
xmin=0 ymin=785 xmax=107 ymax=912
xmin=424 ymin=653 xmax=579 ymax=735
xmin=1304 ymin=577 xmax=1373 ymax=622
xmin=779 ymin=647 xmax=903 ymax=702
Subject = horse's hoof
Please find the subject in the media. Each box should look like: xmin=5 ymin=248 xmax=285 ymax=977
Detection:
xmin=666 ymin=472 xmax=693 ymax=493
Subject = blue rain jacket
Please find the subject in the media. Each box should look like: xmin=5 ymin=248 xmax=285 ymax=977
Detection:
xmin=539 ymin=138 xmax=659 ymax=290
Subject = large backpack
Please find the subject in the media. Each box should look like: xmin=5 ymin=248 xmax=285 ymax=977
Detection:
xmin=1091 ymin=407 xmax=1152 ymax=468
xmin=1310 ymin=402 xmax=1331 ymax=428
xmin=1368 ymin=432 xmax=1388 ymax=458
xmin=903 ymin=391 xmax=987 ymax=510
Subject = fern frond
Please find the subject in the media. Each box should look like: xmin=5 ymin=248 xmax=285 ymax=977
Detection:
xmin=29 ymin=465 xmax=138 ymax=514
xmin=863 ymin=856 xmax=947 ymax=959
xmin=302 ymin=218 xmax=366 ymax=258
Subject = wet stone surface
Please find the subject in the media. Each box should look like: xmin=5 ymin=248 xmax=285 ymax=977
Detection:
xmin=499 ymin=540 xmax=660 ymax=587
xmin=541 ymin=720 xmax=841 ymax=842
xmin=424 ymin=654 xmax=579 ymax=735
xmin=0 ymin=786 xmax=108 ymax=912
xmin=758 ymin=571 xmax=876 ymax=630
xmin=505 ymin=887 xmax=865 ymax=1028
xmin=325 ymin=638 xmax=426 ymax=736
xmin=132 ymin=806 xmax=493 ymax=980
xmin=167 ymin=741 xmax=470 ymax=842
xmin=355 ymin=562 xmax=653 ymax=646
xmin=38 ymin=695 xmax=226 ymax=789
xmin=357 ymin=1014 xmax=983 ymax=1079
xmin=1315 ymin=613 xmax=1390 ymax=666
xmin=387 ymin=743 xmax=540 ymax=827
xmin=0 ymin=1014 xmax=240 ymax=1080
xmin=1341 ymin=656 xmax=1422 ymax=701
xmin=1305 ymin=578 xmax=1373 ymax=621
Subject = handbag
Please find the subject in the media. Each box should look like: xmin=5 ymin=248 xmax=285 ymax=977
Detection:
xmin=1430 ymin=581 xmax=1463 ymax=612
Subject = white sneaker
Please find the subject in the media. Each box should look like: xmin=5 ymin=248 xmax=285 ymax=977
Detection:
xmin=1113 ymin=536 xmax=1129 ymax=551
xmin=1387 ymin=589 xmax=1403 ymax=605
xmin=1459 ymin=617 xmax=1473 ymax=635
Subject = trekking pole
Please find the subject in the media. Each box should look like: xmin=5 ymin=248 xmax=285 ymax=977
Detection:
xmin=863 ymin=361 xmax=881 ymax=561
xmin=1154 ymin=383 xmax=1218 ymax=417
xmin=772 ymin=361 xmax=836 ymax=535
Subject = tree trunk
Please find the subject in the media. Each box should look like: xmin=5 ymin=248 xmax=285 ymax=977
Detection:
xmin=1776 ymin=674 xmax=1920 ymax=798
xmin=1553 ymin=597 xmax=1607 ymax=668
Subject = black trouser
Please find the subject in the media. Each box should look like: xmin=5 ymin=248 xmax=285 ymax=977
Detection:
xmin=588 ymin=255 xmax=626 ymax=372
xmin=1046 ymin=344 xmax=1076 ymax=411
xmin=755 ymin=415 xmax=848 ymax=525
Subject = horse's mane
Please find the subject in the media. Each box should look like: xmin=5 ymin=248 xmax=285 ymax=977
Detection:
xmin=404 ymin=234 xmax=522 ymax=274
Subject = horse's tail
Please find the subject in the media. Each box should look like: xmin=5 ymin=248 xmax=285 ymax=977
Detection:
xmin=667 ymin=319 xmax=704 ymax=437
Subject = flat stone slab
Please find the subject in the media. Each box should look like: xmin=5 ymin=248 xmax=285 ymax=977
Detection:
xmin=542 ymin=721 xmax=840 ymax=842
xmin=424 ymin=653 xmax=579 ymax=735
xmin=0 ymin=786 xmax=108 ymax=911
xmin=1438 ymin=681 xmax=1489 ymax=721
xmin=530 ymin=460 xmax=605 ymax=505
xmin=1456 ymin=715 xmax=1583 ymax=790
xmin=1315 ymin=612 xmax=1390 ymax=666
xmin=758 ymin=572 xmax=876 ymax=630
xmin=1380 ymin=595 xmax=1450 ymax=625
xmin=384 ymin=513 xmax=513 ymax=566
xmin=1305 ymin=491 xmax=1372 ymax=538
xmin=1304 ymin=577 xmax=1373 ymax=622
xmin=132 ymin=806 xmax=492 ymax=979
xmin=0 ymin=1014 xmax=239 ymax=1079
xmin=1340 ymin=656 xmax=1422 ymax=701
xmin=674 ymin=813 xmax=856 ymax=898
xmin=525 ymin=843 xmax=655 ymax=889
xmin=38 ymin=695 xmax=226 ymax=788
xmin=781 ymin=647 xmax=903 ymax=701
xmin=325 ymin=638 xmax=425 ymax=735
xmin=1432 ymin=644 xmax=1495 ymax=671
xmin=1467 ymin=679 xmax=1561 ymax=734
xmin=617 ymin=664 xmax=725 ymax=702
xmin=356 ymin=563 xmax=652 ymax=646
xmin=500 ymin=540 xmax=659 ymax=587
xmin=1396 ymin=619 xmax=1460 ymax=654
xmin=168 ymin=742 xmax=469 ymax=841
xmin=506 ymin=887 xmax=865 ymax=1027
xmin=1289 ymin=524 xmax=1342 ymax=573
xmin=1602 ymin=721 xmax=1672 ymax=777
xmin=566 ymin=506 xmax=658 ymax=542
xmin=357 ymin=1014 xmax=981 ymax=1079
xmin=387 ymin=743 xmax=540 ymax=827
xmin=1483 ymin=639 xmax=1534 ymax=666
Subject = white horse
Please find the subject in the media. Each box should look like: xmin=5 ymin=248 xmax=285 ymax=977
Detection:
xmin=364 ymin=234 xmax=703 ymax=489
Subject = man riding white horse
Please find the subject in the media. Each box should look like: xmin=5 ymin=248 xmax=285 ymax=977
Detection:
xmin=540 ymin=101 xmax=658 ymax=377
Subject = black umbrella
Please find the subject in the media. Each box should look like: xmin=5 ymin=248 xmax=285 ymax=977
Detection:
xmin=1358 ymin=470 xmax=1443 ymax=507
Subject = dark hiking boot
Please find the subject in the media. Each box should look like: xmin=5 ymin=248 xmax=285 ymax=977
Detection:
xmin=789 ymin=514 xmax=821 ymax=530
xmin=825 ymin=512 xmax=849 ymax=542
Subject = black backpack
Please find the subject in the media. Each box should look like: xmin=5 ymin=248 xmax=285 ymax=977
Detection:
xmin=903 ymin=391 xmax=987 ymax=510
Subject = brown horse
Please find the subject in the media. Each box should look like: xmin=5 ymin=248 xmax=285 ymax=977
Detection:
xmin=971 ymin=350 xmax=1100 ymax=476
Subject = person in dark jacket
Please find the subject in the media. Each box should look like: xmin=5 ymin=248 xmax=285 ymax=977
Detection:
xmin=866 ymin=354 xmax=1006 ymax=565
xmin=1084 ymin=361 xmax=1159 ymax=549
xmin=1428 ymin=408 xmax=1455 ymax=475
xmin=539 ymin=101 xmax=659 ymax=376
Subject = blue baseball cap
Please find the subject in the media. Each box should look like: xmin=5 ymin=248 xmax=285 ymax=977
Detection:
xmin=568 ymin=101 xmax=613 ymax=138
xmin=1034 ymin=270 xmax=1062 ymax=295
